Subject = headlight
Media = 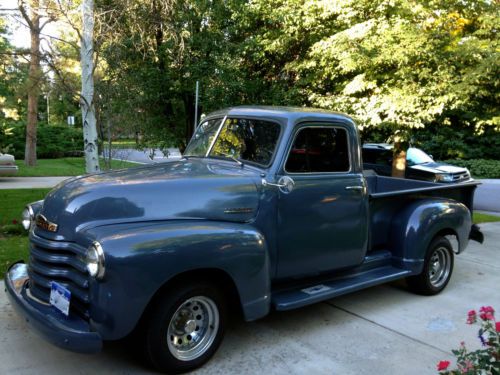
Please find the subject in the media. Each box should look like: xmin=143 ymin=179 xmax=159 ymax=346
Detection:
xmin=435 ymin=173 xmax=454 ymax=182
xmin=86 ymin=242 xmax=105 ymax=279
xmin=22 ymin=206 xmax=34 ymax=231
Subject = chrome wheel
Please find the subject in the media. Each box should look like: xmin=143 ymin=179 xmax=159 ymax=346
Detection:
xmin=167 ymin=296 xmax=219 ymax=361
xmin=428 ymin=246 xmax=451 ymax=288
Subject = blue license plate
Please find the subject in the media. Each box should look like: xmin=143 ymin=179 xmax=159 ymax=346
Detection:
xmin=49 ymin=281 xmax=71 ymax=316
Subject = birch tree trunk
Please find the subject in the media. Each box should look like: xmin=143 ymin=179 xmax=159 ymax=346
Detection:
xmin=80 ymin=0 xmax=100 ymax=173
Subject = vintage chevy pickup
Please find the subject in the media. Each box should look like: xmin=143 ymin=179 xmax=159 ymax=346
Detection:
xmin=6 ymin=107 xmax=483 ymax=373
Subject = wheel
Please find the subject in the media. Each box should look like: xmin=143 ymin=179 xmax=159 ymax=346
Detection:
xmin=142 ymin=282 xmax=227 ymax=373
xmin=406 ymin=236 xmax=454 ymax=295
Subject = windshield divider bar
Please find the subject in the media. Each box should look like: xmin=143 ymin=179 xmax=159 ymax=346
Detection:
xmin=206 ymin=115 xmax=228 ymax=157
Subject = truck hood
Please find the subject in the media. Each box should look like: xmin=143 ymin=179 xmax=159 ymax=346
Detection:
xmin=410 ymin=162 xmax=467 ymax=174
xmin=36 ymin=159 xmax=261 ymax=240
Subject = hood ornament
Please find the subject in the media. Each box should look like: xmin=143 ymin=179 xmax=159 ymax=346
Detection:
xmin=36 ymin=214 xmax=58 ymax=233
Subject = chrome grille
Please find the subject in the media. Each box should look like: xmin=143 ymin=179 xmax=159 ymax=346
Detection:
xmin=452 ymin=171 xmax=470 ymax=182
xmin=27 ymin=234 xmax=90 ymax=319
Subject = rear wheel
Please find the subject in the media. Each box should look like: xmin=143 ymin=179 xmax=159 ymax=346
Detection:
xmin=142 ymin=282 xmax=226 ymax=373
xmin=406 ymin=236 xmax=454 ymax=295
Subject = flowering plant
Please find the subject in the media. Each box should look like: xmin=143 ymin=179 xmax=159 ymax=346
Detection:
xmin=438 ymin=306 xmax=500 ymax=374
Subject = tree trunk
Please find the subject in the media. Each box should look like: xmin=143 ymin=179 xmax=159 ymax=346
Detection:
xmin=80 ymin=0 xmax=100 ymax=173
xmin=24 ymin=0 xmax=41 ymax=166
xmin=391 ymin=142 xmax=406 ymax=178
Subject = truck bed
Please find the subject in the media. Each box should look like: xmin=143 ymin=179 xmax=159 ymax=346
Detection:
xmin=365 ymin=175 xmax=479 ymax=252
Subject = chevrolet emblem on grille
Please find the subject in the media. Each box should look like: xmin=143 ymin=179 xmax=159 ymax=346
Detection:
xmin=36 ymin=214 xmax=58 ymax=232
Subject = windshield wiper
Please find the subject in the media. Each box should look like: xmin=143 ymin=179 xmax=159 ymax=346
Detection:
xmin=182 ymin=154 xmax=204 ymax=160
xmin=215 ymin=153 xmax=244 ymax=167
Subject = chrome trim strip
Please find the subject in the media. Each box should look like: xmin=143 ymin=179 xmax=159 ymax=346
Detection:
xmin=26 ymin=287 xmax=51 ymax=306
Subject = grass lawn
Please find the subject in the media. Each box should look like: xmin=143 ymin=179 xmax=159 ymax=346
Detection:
xmin=0 ymin=188 xmax=51 ymax=225
xmin=13 ymin=157 xmax=139 ymax=177
xmin=0 ymin=236 xmax=29 ymax=278
xmin=0 ymin=186 xmax=499 ymax=278
xmin=0 ymin=189 xmax=52 ymax=277
xmin=473 ymin=212 xmax=500 ymax=224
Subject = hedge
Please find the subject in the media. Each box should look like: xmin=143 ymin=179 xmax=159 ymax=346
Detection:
xmin=9 ymin=124 xmax=84 ymax=159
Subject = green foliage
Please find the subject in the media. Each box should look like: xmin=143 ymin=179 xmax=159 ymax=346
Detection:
xmin=441 ymin=159 xmax=500 ymax=179
xmin=232 ymin=0 xmax=500 ymax=144
xmin=10 ymin=124 xmax=84 ymax=159
xmin=3 ymin=1 xmax=500 ymax=156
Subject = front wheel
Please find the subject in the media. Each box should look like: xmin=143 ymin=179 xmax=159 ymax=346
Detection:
xmin=142 ymin=282 xmax=226 ymax=373
xmin=406 ymin=236 xmax=454 ymax=295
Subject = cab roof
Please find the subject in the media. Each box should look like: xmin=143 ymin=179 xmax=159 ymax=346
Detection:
xmin=203 ymin=106 xmax=355 ymax=126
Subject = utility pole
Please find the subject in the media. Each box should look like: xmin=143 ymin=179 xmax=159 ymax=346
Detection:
xmin=194 ymin=81 xmax=199 ymax=130
xmin=45 ymin=92 xmax=49 ymax=125
xmin=80 ymin=0 xmax=100 ymax=173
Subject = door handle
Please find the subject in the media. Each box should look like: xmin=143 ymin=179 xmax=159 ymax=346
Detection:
xmin=345 ymin=186 xmax=364 ymax=191
xmin=262 ymin=176 xmax=295 ymax=194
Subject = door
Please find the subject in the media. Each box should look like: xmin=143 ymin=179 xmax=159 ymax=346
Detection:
xmin=276 ymin=125 xmax=369 ymax=279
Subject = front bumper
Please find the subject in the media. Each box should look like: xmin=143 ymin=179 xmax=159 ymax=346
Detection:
xmin=4 ymin=262 xmax=102 ymax=353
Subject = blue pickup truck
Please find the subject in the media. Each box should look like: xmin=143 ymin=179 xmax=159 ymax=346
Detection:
xmin=6 ymin=107 xmax=483 ymax=373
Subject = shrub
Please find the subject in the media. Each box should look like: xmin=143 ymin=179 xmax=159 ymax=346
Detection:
xmin=10 ymin=124 xmax=84 ymax=159
xmin=440 ymin=159 xmax=500 ymax=179
xmin=437 ymin=306 xmax=499 ymax=375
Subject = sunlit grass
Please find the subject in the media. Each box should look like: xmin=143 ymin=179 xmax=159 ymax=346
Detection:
xmin=12 ymin=157 xmax=139 ymax=177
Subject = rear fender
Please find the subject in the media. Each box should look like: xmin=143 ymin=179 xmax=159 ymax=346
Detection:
xmin=83 ymin=220 xmax=270 ymax=340
xmin=389 ymin=199 xmax=471 ymax=274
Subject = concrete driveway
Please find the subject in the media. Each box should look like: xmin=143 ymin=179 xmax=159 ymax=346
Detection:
xmin=0 ymin=176 xmax=71 ymax=189
xmin=1 ymin=223 xmax=499 ymax=374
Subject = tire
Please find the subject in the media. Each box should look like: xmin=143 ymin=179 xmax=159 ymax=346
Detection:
xmin=406 ymin=236 xmax=454 ymax=296
xmin=142 ymin=282 xmax=227 ymax=374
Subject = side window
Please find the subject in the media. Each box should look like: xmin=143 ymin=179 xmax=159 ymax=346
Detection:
xmin=285 ymin=127 xmax=350 ymax=173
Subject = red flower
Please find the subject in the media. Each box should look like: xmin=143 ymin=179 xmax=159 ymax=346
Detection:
xmin=437 ymin=360 xmax=450 ymax=371
xmin=496 ymin=322 xmax=500 ymax=332
xmin=467 ymin=310 xmax=477 ymax=324
xmin=12 ymin=219 xmax=18 ymax=225
xmin=479 ymin=306 xmax=495 ymax=321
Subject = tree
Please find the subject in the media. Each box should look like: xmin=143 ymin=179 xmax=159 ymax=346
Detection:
xmin=17 ymin=0 xmax=56 ymax=166
xmin=80 ymin=0 xmax=99 ymax=172
xmin=231 ymin=0 xmax=499 ymax=175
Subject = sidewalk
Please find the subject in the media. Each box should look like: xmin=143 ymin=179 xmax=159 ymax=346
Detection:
xmin=0 ymin=177 xmax=71 ymax=189
xmin=1 ymin=222 xmax=499 ymax=374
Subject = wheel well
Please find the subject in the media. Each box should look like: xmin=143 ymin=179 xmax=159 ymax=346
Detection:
xmin=141 ymin=268 xmax=243 ymax=323
xmin=433 ymin=228 xmax=459 ymax=253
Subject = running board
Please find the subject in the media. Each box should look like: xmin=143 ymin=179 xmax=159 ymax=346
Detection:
xmin=272 ymin=266 xmax=411 ymax=311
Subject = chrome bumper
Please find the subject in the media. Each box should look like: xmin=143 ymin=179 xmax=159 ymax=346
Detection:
xmin=4 ymin=262 xmax=102 ymax=353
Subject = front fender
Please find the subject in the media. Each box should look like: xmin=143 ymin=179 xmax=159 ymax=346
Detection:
xmin=83 ymin=220 xmax=270 ymax=340
xmin=390 ymin=199 xmax=471 ymax=273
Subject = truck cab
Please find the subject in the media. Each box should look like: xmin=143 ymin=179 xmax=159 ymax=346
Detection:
xmin=6 ymin=106 xmax=482 ymax=373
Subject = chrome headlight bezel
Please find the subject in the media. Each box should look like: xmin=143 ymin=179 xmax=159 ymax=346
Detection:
xmin=86 ymin=241 xmax=106 ymax=280
xmin=22 ymin=205 xmax=35 ymax=231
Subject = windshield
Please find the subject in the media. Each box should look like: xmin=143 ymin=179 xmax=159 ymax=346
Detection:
xmin=184 ymin=117 xmax=281 ymax=166
xmin=406 ymin=147 xmax=434 ymax=165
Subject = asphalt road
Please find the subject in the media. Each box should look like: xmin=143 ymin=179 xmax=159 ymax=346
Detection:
xmin=1 ymin=223 xmax=499 ymax=375
xmin=102 ymin=148 xmax=181 ymax=164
